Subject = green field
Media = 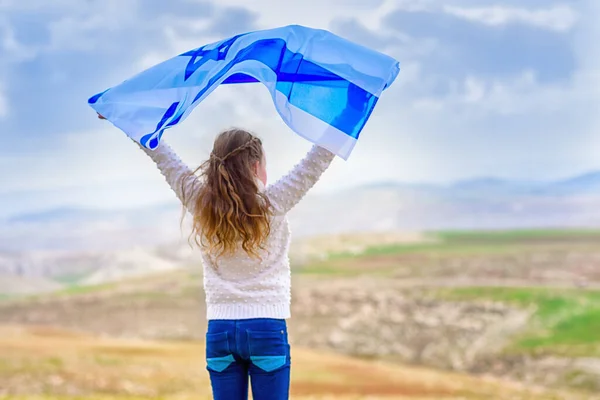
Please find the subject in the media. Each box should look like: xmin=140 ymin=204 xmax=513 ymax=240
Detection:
xmin=295 ymin=228 xmax=600 ymax=276
xmin=354 ymin=229 xmax=600 ymax=257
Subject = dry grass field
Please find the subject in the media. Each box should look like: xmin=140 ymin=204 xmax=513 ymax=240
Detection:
xmin=0 ymin=325 xmax=595 ymax=400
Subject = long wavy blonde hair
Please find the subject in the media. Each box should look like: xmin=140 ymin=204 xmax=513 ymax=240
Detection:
xmin=183 ymin=129 xmax=271 ymax=259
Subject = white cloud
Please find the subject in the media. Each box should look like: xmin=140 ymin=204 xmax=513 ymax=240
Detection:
xmin=2 ymin=0 xmax=600 ymax=220
xmin=0 ymin=17 xmax=37 ymax=63
xmin=0 ymin=84 xmax=7 ymax=118
xmin=46 ymin=13 xmax=130 ymax=52
xmin=575 ymin=1 xmax=600 ymax=153
xmin=444 ymin=5 xmax=578 ymax=32
xmin=0 ymin=127 xmax=152 ymax=193
xmin=411 ymin=69 xmax=586 ymax=116
xmin=203 ymin=0 xmax=385 ymax=30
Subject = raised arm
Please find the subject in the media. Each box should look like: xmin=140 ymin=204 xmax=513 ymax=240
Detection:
xmin=96 ymin=113 xmax=200 ymax=214
xmin=137 ymin=140 xmax=201 ymax=215
xmin=266 ymin=145 xmax=335 ymax=215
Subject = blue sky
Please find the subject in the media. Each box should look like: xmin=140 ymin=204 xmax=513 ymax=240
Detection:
xmin=0 ymin=0 xmax=598 ymax=217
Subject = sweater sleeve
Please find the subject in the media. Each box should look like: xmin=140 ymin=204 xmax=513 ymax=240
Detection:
xmin=266 ymin=145 xmax=335 ymax=215
xmin=136 ymin=140 xmax=201 ymax=215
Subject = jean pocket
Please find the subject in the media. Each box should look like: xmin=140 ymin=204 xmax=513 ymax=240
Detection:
xmin=206 ymin=331 xmax=234 ymax=373
xmin=247 ymin=330 xmax=289 ymax=372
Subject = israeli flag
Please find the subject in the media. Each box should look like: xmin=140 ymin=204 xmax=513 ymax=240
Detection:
xmin=88 ymin=25 xmax=400 ymax=160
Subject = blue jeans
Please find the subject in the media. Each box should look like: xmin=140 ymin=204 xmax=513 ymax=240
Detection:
xmin=205 ymin=318 xmax=291 ymax=400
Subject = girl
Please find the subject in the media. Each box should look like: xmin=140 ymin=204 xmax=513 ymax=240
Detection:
xmin=100 ymin=115 xmax=334 ymax=399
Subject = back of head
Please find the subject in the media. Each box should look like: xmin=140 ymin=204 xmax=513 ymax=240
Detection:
xmin=189 ymin=128 xmax=271 ymax=259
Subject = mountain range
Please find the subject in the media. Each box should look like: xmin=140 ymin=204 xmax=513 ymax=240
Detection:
xmin=2 ymin=171 xmax=600 ymax=294
xmin=4 ymin=171 xmax=600 ymax=253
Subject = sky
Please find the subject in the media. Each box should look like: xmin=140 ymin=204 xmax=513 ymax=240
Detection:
xmin=1 ymin=0 xmax=599 ymax=218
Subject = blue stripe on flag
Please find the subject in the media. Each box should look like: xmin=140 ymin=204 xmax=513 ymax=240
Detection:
xmin=177 ymin=38 xmax=375 ymax=140
xmin=141 ymin=101 xmax=180 ymax=148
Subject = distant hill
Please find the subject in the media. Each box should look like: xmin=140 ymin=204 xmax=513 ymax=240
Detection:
xmin=288 ymin=171 xmax=600 ymax=237
xmin=551 ymin=171 xmax=600 ymax=194
xmin=0 ymin=273 xmax=63 ymax=296
xmin=3 ymin=171 xmax=600 ymax=253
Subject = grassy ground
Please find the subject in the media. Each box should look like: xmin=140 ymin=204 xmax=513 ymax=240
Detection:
xmin=294 ymin=229 xmax=600 ymax=361
xmin=295 ymin=228 xmax=600 ymax=277
xmin=434 ymin=287 xmax=600 ymax=358
xmin=354 ymin=229 xmax=600 ymax=257
xmin=0 ymin=325 xmax=594 ymax=400
xmin=11 ymin=229 xmax=597 ymax=362
xmin=2 ymin=229 xmax=600 ymax=397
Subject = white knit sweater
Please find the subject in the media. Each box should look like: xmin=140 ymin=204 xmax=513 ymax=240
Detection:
xmin=140 ymin=141 xmax=335 ymax=320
